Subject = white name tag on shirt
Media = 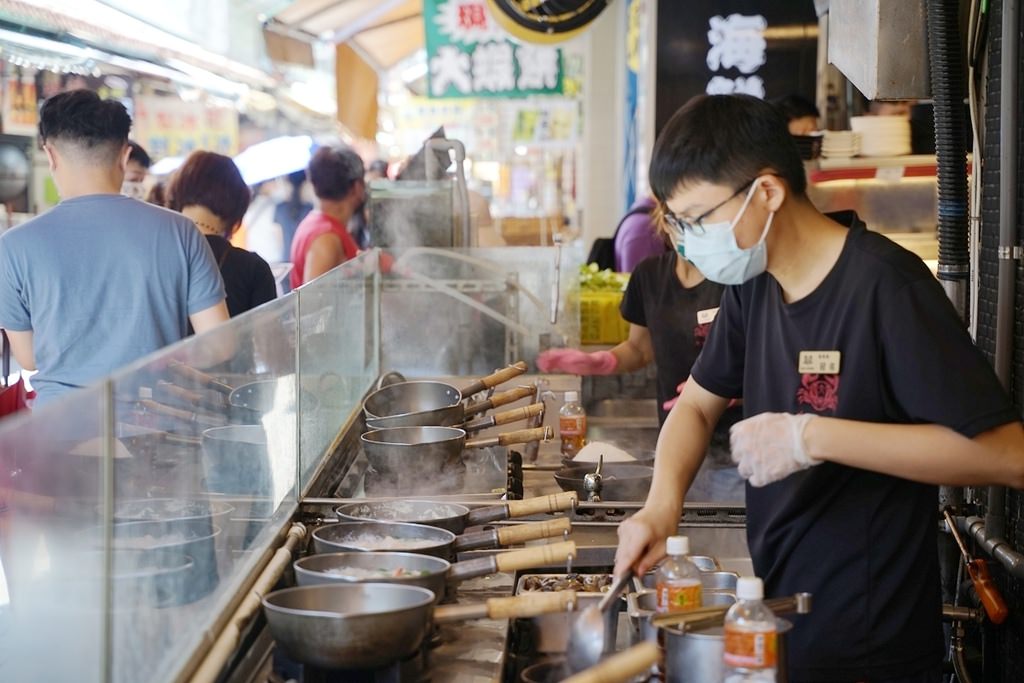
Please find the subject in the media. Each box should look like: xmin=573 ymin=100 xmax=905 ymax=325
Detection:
xmin=798 ymin=350 xmax=842 ymax=375
xmin=697 ymin=307 xmax=719 ymax=325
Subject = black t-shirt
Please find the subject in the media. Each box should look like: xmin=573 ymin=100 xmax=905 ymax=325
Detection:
xmin=691 ymin=214 xmax=1019 ymax=680
xmin=620 ymin=252 xmax=728 ymax=425
xmin=205 ymin=236 xmax=277 ymax=317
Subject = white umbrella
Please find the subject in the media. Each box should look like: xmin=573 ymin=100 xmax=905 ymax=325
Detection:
xmin=149 ymin=156 xmax=185 ymax=176
xmin=233 ymin=135 xmax=314 ymax=185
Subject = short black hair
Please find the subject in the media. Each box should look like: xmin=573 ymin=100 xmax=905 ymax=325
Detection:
xmin=38 ymin=90 xmax=131 ymax=163
xmin=771 ymin=94 xmax=820 ymax=122
xmin=367 ymin=159 xmax=388 ymax=176
xmin=127 ymin=140 xmax=151 ymax=168
xmin=307 ymin=146 xmax=364 ymax=200
xmin=650 ymin=94 xmax=807 ymax=202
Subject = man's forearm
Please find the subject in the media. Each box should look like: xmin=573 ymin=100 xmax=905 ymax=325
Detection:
xmin=804 ymin=417 xmax=1024 ymax=488
xmin=646 ymin=403 xmax=714 ymax=513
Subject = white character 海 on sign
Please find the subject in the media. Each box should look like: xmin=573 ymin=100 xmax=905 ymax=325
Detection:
xmin=472 ymin=42 xmax=516 ymax=92
xmin=706 ymin=13 xmax=767 ymax=74
xmin=430 ymin=45 xmax=473 ymax=96
xmin=516 ymin=45 xmax=560 ymax=90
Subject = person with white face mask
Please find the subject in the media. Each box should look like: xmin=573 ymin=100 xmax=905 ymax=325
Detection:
xmin=537 ymin=204 xmax=744 ymax=503
xmin=121 ymin=140 xmax=151 ymax=199
xmin=614 ymin=94 xmax=1024 ymax=683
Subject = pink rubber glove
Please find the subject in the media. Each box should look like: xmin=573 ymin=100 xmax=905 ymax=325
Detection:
xmin=536 ymin=349 xmax=618 ymax=375
xmin=729 ymin=412 xmax=820 ymax=486
xmin=662 ymin=381 xmax=687 ymax=412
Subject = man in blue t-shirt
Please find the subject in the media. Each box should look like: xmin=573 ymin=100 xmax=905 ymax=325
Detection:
xmin=613 ymin=95 xmax=1024 ymax=682
xmin=0 ymin=90 xmax=228 ymax=407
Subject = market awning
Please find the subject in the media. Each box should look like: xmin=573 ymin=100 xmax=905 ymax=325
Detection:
xmin=273 ymin=0 xmax=424 ymax=70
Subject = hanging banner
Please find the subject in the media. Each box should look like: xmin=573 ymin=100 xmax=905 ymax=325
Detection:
xmin=423 ymin=0 xmax=563 ymax=99
xmin=35 ymin=71 xmax=134 ymax=118
xmin=131 ymin=95 xmax=239 ymax=159
xmin=2 ymin=65 xmax=38 ymax=136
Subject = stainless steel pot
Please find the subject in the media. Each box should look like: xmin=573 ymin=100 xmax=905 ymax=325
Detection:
xmin=200 ymin=425 xmax=271 ymax=496
xmin=627 ymin=589 xmax=735 ymax=645
xmin=110 ymin=518 xmax=220 ymax=603
xmin=335 ymin=491 xmax=577 ymax=535
xmin=662 ymin=619 xmax=793 ymax=683
xmin=312 ymin=518 xmax=571 ymax=559
xmin=360 ymin=425 xmax=552 ymax=477
xmin=362 ymin=362 xmax=529 ymax=429
xmin=262 ymin=583 xmax=578 ymax=671
xmin=294 ymin=540 xmax=578 ymax=603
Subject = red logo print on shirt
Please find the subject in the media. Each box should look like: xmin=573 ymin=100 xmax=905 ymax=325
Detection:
xmin=694 ymin=323 xmax=711 ymax=350
xmin=796 ymin=373 xmax=840 ymax=414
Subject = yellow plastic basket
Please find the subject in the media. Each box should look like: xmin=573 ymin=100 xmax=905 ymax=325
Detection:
xmin=580 ymin=291 xmax=630 ymax=345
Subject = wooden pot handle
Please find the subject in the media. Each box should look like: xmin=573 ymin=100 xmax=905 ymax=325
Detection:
xmin=434 ymin=590 xmax=577 ymax=623
xmin=561 ymin=641 xmax=661 ymax=683
xmin=506 ymin=491 xmax=578 ymax=518
xmin=493 ymin=540 xmax=577 ymax=573
xmin=495 ymin=517 xmax=571 ymax=546
xmin=168 ymin=362 xmax=233 ymax=394
xmin=464 ymin=385 xmax=536 ymax=416
xmin=461 ymin=402 xmax=544 ymax=433
xmin=139 ymin=399 xmax=227 ymax=428
xmin=465 ymin=426 xmax=551 ymax=449
xmin=491 ymin=402 xmax=545 ymax=426
xmin=461 ymin=361 xmax=529 ymax=396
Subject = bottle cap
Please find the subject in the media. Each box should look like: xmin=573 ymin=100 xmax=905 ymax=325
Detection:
xmin=665 ymin=535 xmax=689 ymax=556
xmin=564 ymin=390 xmax=579 ymax=402
xmin=736 ymin=577 xmax=764 ymax=600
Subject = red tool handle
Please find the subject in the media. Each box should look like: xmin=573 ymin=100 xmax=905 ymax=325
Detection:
xmin=967 ymin=559 xmax=1009 ymax=625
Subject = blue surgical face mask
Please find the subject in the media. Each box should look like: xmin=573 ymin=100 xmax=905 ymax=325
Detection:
xmin=682 ymin=182 xmax=774 ymax=285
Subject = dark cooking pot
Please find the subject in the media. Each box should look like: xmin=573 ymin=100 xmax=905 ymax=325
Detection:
xmin=520 ymin=658 xmax=570 ymax=683
xmin=553 ymin=463 xmax=654 ymax=502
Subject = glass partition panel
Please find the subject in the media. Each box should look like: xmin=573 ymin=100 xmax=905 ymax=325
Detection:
xmin=106 ymin=295 xmax=300 ymax=683
xmin=0 ymin=386 xmax=109 ymax=683
xmin=297 ymin=251 xmax=380 ymax=491
xmin=381 ymin=245 xmax=582 ymax=377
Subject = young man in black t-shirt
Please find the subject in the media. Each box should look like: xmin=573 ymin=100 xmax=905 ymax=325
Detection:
xmin=613 ymin=95 xmax=1024 ymax=682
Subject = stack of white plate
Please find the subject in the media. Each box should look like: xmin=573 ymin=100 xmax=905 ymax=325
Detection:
xmin=850 ymin=116 xmax=912 ymax=157
xmin=821 ymin=130 xmax=861 ymax=159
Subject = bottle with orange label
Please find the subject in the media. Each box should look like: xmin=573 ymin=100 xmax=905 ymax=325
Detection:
xmin=558 ymin=391 xmax=587 ymax=458
xmin=723 ymin=577 xmax=777 ymax=682
xmin=655 ymin=535 xmax=703 ymax=613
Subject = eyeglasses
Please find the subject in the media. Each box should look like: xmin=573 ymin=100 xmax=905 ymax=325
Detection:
xmin=663 ymin=179 xmax=756 ymax=237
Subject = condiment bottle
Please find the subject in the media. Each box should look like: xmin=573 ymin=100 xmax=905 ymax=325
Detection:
xmin=559 ymin=390 xmax=587 ymax=457
xmin=655 ymin=535 xmax=703 ymax=613
xmin=723 ymin=577 xmax=777 ymax=682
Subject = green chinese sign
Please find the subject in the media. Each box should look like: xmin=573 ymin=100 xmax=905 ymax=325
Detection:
xmin=423 ymin=0 xmax=563 ymax=99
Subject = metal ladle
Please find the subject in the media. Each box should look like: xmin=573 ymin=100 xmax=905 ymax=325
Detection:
xmin=565 ymin=565 xmax=634 ymax=672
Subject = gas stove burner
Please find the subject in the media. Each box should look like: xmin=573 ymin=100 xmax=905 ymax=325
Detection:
xmin=300 ymin=645 xmax=427 ymax=683
xmin=363 ymin=464 xmax=466 ymax=496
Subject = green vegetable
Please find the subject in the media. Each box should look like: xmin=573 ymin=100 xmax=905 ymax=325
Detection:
xmin=578 ymin=263 xmax=629 ymax=292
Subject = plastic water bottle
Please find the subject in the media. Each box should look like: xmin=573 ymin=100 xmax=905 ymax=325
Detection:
xmin=559 ymin=390 xmax=587 ymax=458
xmin=655 ymin=535 xmax=703 ymax=613
xmin=724 ymin=577 xmax=777 ymax=682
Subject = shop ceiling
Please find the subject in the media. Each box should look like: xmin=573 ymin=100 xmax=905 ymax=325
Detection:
xmin=273 ymin=0 xmax=424 ymax=70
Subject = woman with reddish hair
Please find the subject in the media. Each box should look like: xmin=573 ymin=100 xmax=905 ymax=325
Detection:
xmin=167 ymin=151 xmax=277 ymax=317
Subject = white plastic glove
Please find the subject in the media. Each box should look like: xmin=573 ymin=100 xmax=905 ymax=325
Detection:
xmin=729 ymin=412 xmax=820 ymax=487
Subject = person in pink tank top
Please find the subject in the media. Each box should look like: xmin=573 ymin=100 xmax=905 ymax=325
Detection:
xmin=290 ymin=146 xmax=365 ymax=289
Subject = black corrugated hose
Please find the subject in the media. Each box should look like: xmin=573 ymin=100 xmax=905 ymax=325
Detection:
xmin=927 ymin=0 xmax=971 ymax=288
